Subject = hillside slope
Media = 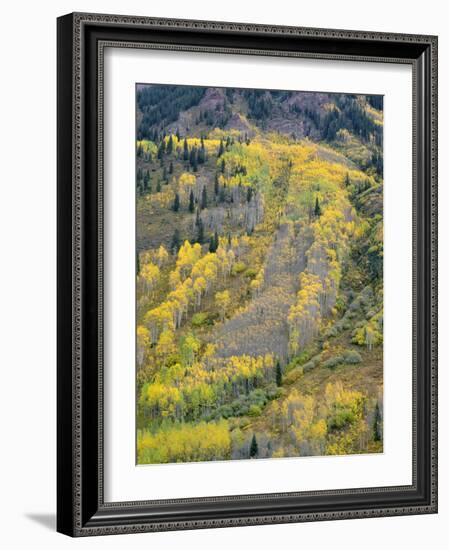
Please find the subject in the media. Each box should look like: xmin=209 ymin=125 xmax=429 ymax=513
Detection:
xmin=135 ymin=84 xmax=384 ymax=464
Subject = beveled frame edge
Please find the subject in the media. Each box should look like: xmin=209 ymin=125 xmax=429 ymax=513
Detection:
xmin=57 ymin=11 xmax=438 ymax=537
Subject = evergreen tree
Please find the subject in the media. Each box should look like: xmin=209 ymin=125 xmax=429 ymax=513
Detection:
xmin=170 ymin=228 xmax=181 ymax=253
xmin=246 ymin=186 xmax=253 ymax=203
xmin=221 ymin=159 xmax=226 ymax=174
xmin=275 ymin=360 xmax=282 ymax=386
xmin=136 ymin=251 xmax=140 ymax=275
xmin=188 ymin=190 xmax=195 ymax=213
xmin=196 ymin=218 xmax=204 ymax=243
xmin=175 ymin=128 xmax=180 ymax=141
xmin=314 ymin=196 xmax=321 ymax=217
xmin=167 ymin=134 xmax=174 ymax=154
xmin=173 ymin=193 xmax=180 ymax=212
xmin=190 ymin=147 xmax=198 ymax=171
xmin=157 ymin=140 xmax=166 ymax=159
xmin=183 ymin=138 xmax=189 ymax=161
xmin=200 ymin=186 xmax=207 ymax=210
xmin=209 ymin=230 xmax=219 ymax=253
xmin=344 ymin=172 xmax=351 ymax=187
xmin=209 ymin=234 xmax=217 ymax=253
xmin=162 ymin=165 xmax=168 ymax=183
xmin=169 ymin=161 xmax=174 ymax=175
xmin=198 ymin=137 xmax=206 ymax=164
xmin=156 ymin=181 xmax=161 ymax=193
xmin=143 ymin=170 xmax=150 ymax=193
xmin=214 ymin=173 xmax=219 ymax=196
xmin=249 ymin=434 xmax=258 ymax=458
xmin=373 ymin=402 xmax=382 ymax=442
xmin=218 ymin=139 xmax=224 ymax=157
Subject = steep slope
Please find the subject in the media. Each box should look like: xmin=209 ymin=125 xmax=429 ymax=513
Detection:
xmin=135 ymin=84 xmax=384 ymax=464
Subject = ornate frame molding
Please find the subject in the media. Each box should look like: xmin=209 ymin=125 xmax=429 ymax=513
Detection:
xmin=57 ymin=12 xmax=438 ymax=537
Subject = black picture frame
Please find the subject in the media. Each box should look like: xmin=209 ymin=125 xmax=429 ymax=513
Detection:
xmin=57 ymin=12 xmax=438 ymax=537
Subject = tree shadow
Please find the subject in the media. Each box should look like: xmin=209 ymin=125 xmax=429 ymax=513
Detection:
xmin=25 ymin=513 xmax=56 ymax=531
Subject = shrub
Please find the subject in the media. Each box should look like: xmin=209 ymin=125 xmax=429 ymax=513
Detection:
xmin=248 ymin=404 xmax=262 ymax=417
xmin=328 ymin=409 xmax=355 ymax=430
xmin=244 ymin=267 xmax=258 ymax=279
xmin=191 ymin=312 xmax=210 ymax=327
xmin=325 ymin=326 xmax=339 ymax=338
xmin=302 ymin=361 xmax=315 ymax=373
xmin=284 ymin=366 xmax=303 ymax=384
xmin=322 ymin=356 xmax=344 ymax=369
xmin=214 ymin=404 xmax=233 ymax=419
xmin=231 ymin=261 xmax=246 ymax=275
xmin=302 ymin=353 xmax=323 ymax=372
xmin=342 ymin=349 xmax=362 ymax=364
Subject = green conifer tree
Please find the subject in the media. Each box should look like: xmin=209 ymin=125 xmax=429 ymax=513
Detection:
xmin=214 ymin=173 xmax=219 ymax=196
xmin=196 ymin=218 xmax=204 ymax=243
xmin=188 ymin=190 xmax=195 ymax=213
xmin=173 ymin=193 xmax=180 ymax=212
xmin=249 ymin=434 xmax=258 ymax=458
xmin=167 ymin=135 xmax=174 ymax=155
xmin=201 ymin=186 xmax=207 ymax=210
xmin=314 ymin=196 xmax=321 ymax=217
xmin=275 ymin=360 xmax=282 ymax=386
xmin=170 ymin=228 xmax=180 ymax=253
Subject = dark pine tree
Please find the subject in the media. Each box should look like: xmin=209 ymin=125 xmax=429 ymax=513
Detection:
xmin=175 ymin=128 xmax=180 ymax=141
xmin=214 ymin=173 xmax=220 ymax=196
xmin=275 ymin=360 xmax=282 ymax=386
xmin=196 ymin=218 xmax=204 ymax=244
xmin=200 ymin=186 xmax=207 ymax=210
xmin=209 ymin=234 xmax=217 ymax=253
xmin=373 ymin=402 xmax=382 ymax=442
xmin=136 ymin=251 xmax=140 ymax=275
xmin=246 ymin=186 xmax=253 ymax=203
xmin=157 ymin=140 xmax=166 ymax=159
xmin=170 ymin=228 xmax=181 ymax=253
xmin=190 ymin=147 xmax=198 ymax=172
xmin=221 ymin=159 xmax=226 ymax=174
xmin=166 ymin=134 xmax=174 ymax=155
xmin=198 ymin=137 xmax=206 ymax=164
xmin=209 ymin=230 xmax=219 ymax=253
xmin=188 ymin=190 xmax=195 ymax=213
xmin=173 ymin=193 xmax=180 ymax=212
xmin=218 ymin=139 xmax=224 ymax=157
xmin=249 ymin=434 xmax=258 ymax=458
xmin=314 ymin=196 xmax=321 ymax=217
xmin=143 ymin=170 xmax=150 ymax=193
xmin=162 ymin=165 xmax=168 ymax=183
xmin=169 ymin=161 xmax=174 ymax=175
xmin=344 ymin=172 xmax=351 ymax=187
xmin=156 ymin=181 xmax=161 ymax=193
xmin=183 ymin=138 xmax=189 ymax=161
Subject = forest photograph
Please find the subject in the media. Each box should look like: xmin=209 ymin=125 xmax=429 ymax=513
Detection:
xmin=135 ymin=83 xmax=384 ymax=465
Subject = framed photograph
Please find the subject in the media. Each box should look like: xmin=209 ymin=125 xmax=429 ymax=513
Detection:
xmin=57 ymin=12 xmax=438 ymax=536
